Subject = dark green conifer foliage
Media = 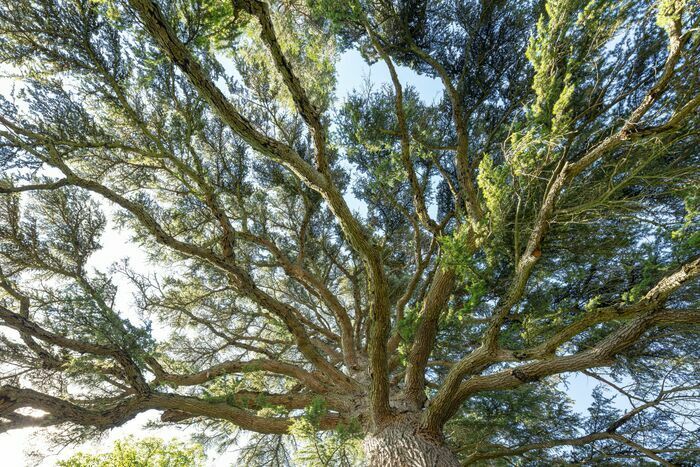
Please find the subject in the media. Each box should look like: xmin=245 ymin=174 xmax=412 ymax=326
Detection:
xmin=0 ymin=0 xmax=698 ymax=464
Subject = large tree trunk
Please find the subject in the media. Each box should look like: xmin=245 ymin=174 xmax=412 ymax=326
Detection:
xmin=362 ymin=414 xmax=460 ymax=466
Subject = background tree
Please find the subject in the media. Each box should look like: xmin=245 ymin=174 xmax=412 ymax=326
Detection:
xmin=58 ymin=436 xmax=205 ymax=467
xmin=0 ymin=0 xmax=698 ymax=465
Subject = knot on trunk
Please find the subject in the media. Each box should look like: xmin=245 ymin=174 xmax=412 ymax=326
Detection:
xmin=511 ymin=368 xmax=540 ymax=383
xmin=161 ymin=409 xmax=192 ymax=423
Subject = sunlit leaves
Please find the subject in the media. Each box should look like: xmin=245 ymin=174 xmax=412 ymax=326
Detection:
xmin=289 ymin=396 xmax=363 ymax=467
xmin=58 ymin=436 xmax=206 ymax=467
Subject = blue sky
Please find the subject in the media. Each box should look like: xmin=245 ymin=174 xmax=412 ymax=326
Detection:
xmin=335 ymin=49 xmax=444 ymax=104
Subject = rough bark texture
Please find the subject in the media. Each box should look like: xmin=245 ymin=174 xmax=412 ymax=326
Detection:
xmin=363 ymin=415 xmax=460 ymax=467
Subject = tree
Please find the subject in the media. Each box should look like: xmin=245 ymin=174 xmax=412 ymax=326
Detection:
xmin=57 ymin=436 xmax=205 ymax=466
xmin=0 ymin=0 xmax=698 ymax=464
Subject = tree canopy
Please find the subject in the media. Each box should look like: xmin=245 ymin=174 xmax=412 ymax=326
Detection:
xmin=0 ymin=0 xmax=698 ymax=465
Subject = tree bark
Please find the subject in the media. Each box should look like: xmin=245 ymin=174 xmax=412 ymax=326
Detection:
xmin=362 ymin=415 xmax=460 ymax=467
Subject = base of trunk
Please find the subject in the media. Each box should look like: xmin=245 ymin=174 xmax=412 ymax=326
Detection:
xmin=363 ymin=415 xmax=460 ymax=467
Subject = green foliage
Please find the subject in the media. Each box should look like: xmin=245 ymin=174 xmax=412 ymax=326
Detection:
xmin=289 ymin=397 xmax=364 ymax=466
xmin=671 ymin=185 xmax=700 ymax=255
xmin=476 ymin=154 xmax=512 ymax=238
xmin=526 ymin=0 xmax=578 ymax=129
xmin=339 ymin=85 xmax=429 ymax=193
xmin=440 ymin=226 xmax=491 ymax=327
xmin=440 ymin=224 xmax=478 ymax=277
xmin=231 ymin=1 xmax=337 ymax=113
xmin=397 ymin=303 xmax=420 ymax=343
xmin=57 ymin=437 xmax=205 ymax=467
xmin=622 ymin=254 xmax=663 ymax=303
xmin=656 ymin=0 xmax=685 ymax=34
xmin=511 ymin=0 xmax=633 ymax=175
xmin=449 ymin=382 xmax=581 ymax=461
xmin=508 ymin=0 xmax=580 ymax=176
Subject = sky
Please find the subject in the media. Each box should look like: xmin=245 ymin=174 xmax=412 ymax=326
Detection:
xmin=1 ymin=48 xmax=611 ymax=466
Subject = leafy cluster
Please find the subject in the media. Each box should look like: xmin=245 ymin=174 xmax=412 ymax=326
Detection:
xmin=58 ymin=437 xmax=205 ymax=467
